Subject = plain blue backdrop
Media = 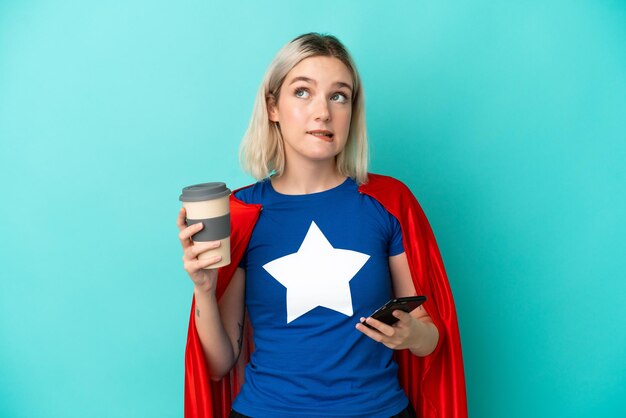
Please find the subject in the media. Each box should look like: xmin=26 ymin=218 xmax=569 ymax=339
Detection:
xmin=1 ymin=1 xmax=625 ymax=417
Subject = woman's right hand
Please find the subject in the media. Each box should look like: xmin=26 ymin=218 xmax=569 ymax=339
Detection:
xmin=177 ymin=207 xmax=223 ymax=293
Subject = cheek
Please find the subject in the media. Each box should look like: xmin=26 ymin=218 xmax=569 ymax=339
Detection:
xmin=281 ymin=105 xmax=307 ymax=126
xmin=337 ymin=109 xmax=352 ymax=131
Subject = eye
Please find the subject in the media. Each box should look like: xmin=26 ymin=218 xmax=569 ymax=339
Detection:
xmin=295 ymin=88 xmax=310 ymax=98
xmin=331 ymin=92 xmax=349 ymax=104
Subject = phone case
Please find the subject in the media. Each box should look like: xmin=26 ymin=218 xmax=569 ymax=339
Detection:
xmin=363 ymin=296 xmax=427 ymax=329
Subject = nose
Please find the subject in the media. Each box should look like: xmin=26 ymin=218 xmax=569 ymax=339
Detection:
xmin=313 ymin=97 xmax=331 ymax=121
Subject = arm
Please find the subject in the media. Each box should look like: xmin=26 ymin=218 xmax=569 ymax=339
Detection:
xmin=193 ymin=267 xmax=246 ymax=381
xmin=356 ymin=252 xmax=439 ymax=356
xmin=177 ymin=207 xmax=246 ymax=380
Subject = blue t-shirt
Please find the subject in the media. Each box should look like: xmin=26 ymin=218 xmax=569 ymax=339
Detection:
xmin=232 ymin=177 xmax=408 ymax=418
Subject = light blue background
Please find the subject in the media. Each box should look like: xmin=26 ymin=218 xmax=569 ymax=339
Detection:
xmin=1 ymin=1 xmax=625 ymax=417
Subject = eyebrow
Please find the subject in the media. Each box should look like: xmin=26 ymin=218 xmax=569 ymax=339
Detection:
xmin=289 ymin=76 xmax=353 ymax=92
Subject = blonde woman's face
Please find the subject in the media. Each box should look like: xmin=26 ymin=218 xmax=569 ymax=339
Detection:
xmin=269 ymin=56 xmax=353 ymax=167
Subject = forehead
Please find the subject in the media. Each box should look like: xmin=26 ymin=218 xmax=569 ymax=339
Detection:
xmin=285 ymin=56 xmax=353 ymax=87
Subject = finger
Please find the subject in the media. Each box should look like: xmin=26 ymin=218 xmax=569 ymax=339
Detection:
xmin=355 ymin=318 xmax=385 ymax=342
xmin=184 ymin=241 xmax=221 ymax=260
xmin=195 ymin=255 xmax=222 ymax=270
xmin=176 ymin=207 xmax=188 ymax=230
xmin=363 ymin=317 xmax=396 ymax=337
xmin=178 ymin=222 xmax=203 ymax=246
xmin=183 ymin=253 xmax=221 ymax=273
xmin=393 ymin=310 xmax=412 ymax=324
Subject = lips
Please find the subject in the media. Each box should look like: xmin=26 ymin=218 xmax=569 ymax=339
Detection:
xmin=307 ymin=130 xmax=334 ymax=141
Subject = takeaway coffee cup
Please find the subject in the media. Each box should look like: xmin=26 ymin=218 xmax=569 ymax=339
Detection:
xmin=179 ymin=182 xmax=231 ymax=269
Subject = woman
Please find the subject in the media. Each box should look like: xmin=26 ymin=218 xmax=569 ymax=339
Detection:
xmin=178 ymin=33 xmax=467 ymax=418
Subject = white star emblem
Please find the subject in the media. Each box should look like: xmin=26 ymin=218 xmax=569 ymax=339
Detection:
xmin=263 ymin=221 xmax=370 ymax=323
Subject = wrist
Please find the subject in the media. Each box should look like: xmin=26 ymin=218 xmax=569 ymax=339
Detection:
xmin=194 ymin=281 xmax=216 ymax=296
xmin=192 ymin=269 xmax=219 ymax=295
xmin=409 ymin=320 xmax=438 ymax=357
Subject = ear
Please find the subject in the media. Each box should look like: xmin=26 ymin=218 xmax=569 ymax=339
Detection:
xmin=267 ymin=94 xmax=279 ymax=122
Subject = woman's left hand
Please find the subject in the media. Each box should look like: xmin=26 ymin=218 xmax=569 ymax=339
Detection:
xmin=355 ymin=309 xmax=437 ymax=355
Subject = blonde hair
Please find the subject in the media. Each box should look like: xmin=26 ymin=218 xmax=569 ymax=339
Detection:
xmin=240 ymin=33 xmax=369 ymax=184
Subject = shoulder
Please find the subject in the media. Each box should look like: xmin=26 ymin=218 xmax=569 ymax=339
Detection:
xmin=233 ymin=179 xmax=271 ymax=205
xmin=359 ymin=173 xmax=426 ymax=221
xmin=360 ymin=173 xmax=414 ymax=197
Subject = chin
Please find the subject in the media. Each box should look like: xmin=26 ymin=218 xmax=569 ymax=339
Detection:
xmin=306 ymin=148 xmax=343 ymax=161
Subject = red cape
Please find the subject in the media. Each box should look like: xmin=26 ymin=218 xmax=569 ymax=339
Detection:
xmin=184 ymin=174 xmax=467 ymax=418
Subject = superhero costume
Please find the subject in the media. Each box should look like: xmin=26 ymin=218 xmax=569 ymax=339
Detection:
xmin=184 ymin=173 xmax=468 ymax=418
xmin=232 ymin=177 xmax=408 ymax=417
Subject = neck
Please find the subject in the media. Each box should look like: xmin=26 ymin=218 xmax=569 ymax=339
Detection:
xmin=272 ymin=161 xmax=346 ymax=195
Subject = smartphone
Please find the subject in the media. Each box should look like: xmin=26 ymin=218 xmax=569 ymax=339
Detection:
xmin=362 ymin=296 xmax=427 ymax=329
